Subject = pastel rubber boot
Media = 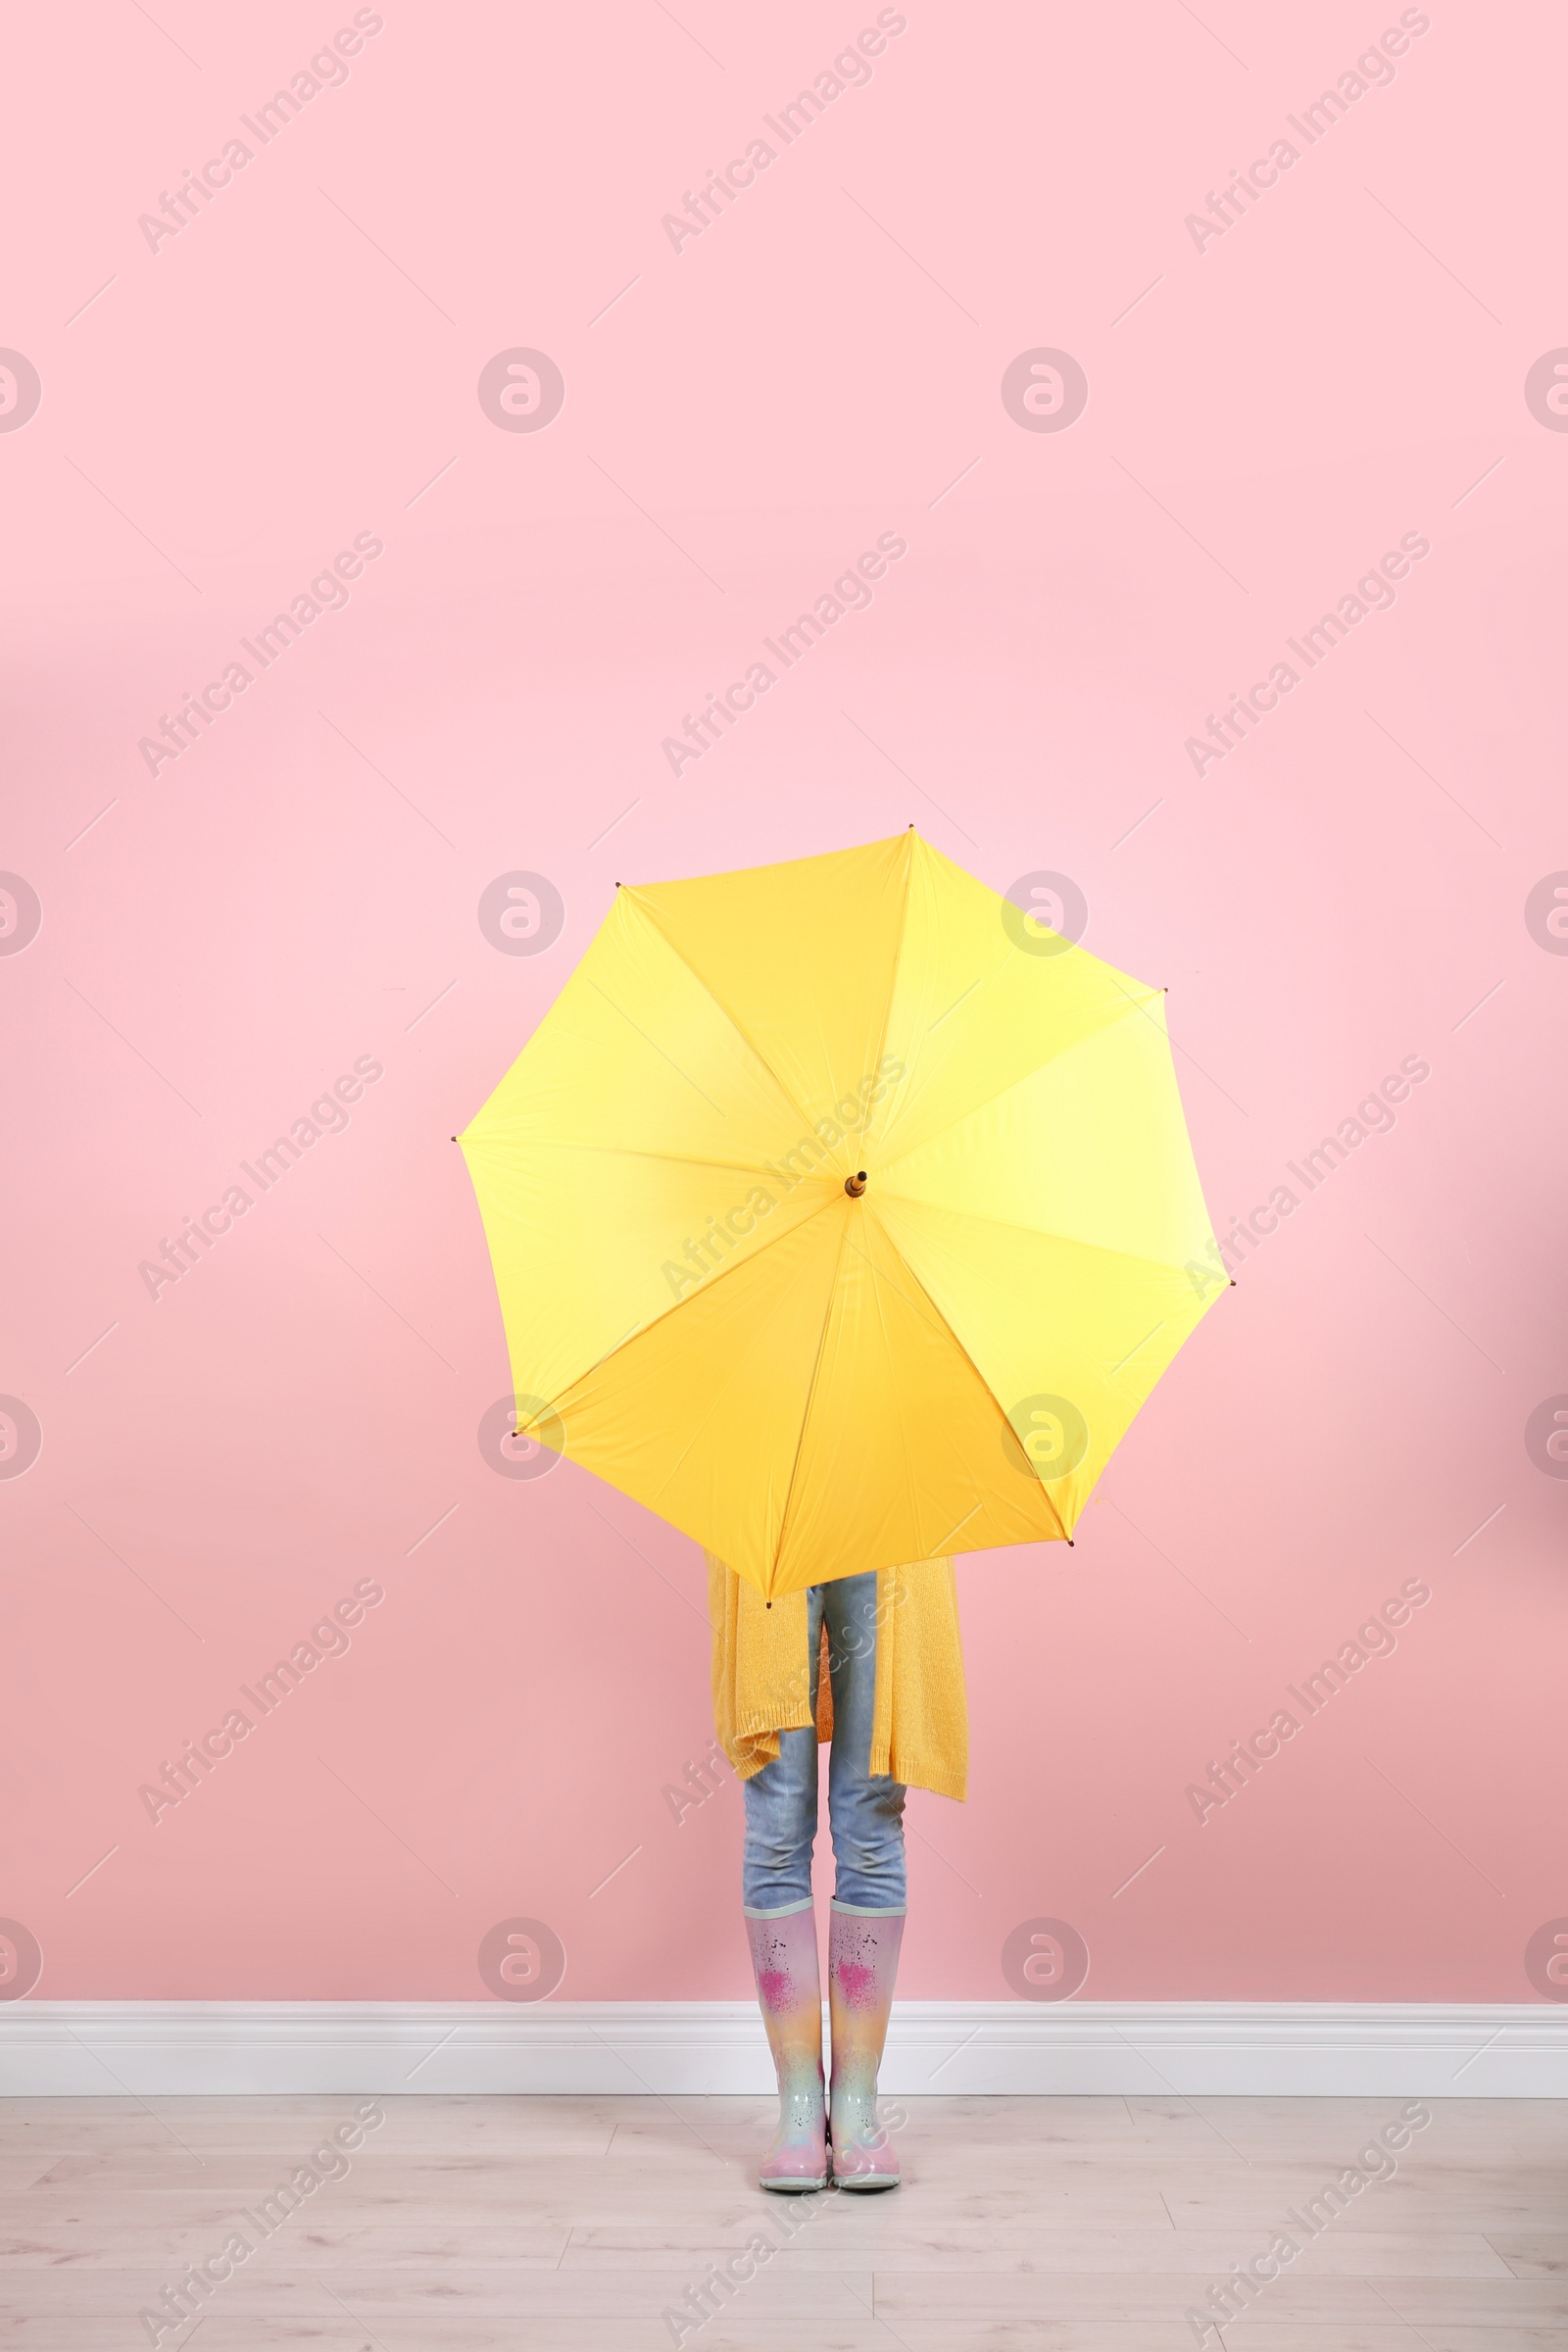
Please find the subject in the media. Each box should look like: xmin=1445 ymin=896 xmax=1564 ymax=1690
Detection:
xmin=827 ymin=1903 xmax=905 ymax=2189
xmin=745 ymin=1903 xmax=826 ymax=2191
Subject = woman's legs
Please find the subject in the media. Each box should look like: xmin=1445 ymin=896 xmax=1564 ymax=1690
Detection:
xmin=822 ymin=1573 xmax=906 ymax=2189
xmin=739 ymin=1575 xmax=908 ymax=2189
xmin=741 ymin=1588 xmax=827 ymax=2190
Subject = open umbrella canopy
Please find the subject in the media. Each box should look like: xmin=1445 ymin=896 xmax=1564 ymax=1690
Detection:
xmin=459 ymin=831 xmax=1221 ymax=1599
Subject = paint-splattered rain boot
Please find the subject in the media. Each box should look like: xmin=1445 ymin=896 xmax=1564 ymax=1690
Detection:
xmin=827 ymin=1903 xmax=905 ymax=2190
xmin=745 ymin=1902 xmax=826 ymax=2192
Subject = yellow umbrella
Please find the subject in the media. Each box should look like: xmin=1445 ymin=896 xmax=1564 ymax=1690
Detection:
xmin=459 ymin=831 xmax=1221 ymax=1599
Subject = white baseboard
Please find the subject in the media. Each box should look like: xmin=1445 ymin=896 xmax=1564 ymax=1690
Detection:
xmin=3 ymin=2001 xmax=1564 ymax=2098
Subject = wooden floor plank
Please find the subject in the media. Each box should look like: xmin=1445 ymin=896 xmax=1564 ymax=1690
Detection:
xmin=0 ymin=2090 xmax=1560 ymax=2347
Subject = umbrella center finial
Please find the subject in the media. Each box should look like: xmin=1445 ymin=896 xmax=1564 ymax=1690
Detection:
xmin=845 ymin=1171 xmax=867 ymax=1197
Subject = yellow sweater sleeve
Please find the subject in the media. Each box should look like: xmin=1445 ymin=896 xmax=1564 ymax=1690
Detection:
xmin=707 ymin=1551 xmax=967 ymax=1801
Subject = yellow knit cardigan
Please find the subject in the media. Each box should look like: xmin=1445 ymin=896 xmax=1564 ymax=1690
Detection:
xmin=706 ymin=1552 xmax=968 ymax=1801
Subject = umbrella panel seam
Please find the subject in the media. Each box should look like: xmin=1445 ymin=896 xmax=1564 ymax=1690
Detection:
xmin=520 ymin=1184 xmax=845 ymax=1425
xmin=618 ymin=889 xmax=850 ymax=1164
xmin=870 ymin=1192 xmax=1216 ymax=1287
xmin=874 ymin=979 xmax=1163 ymax=1180
xmin=858 ymin=1207 xmax=1068 ymax=1544
xmin=771 ymin=1204 xmax=858 ymax=1595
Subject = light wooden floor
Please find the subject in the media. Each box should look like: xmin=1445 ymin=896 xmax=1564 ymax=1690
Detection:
xmin=1 ymin=2091 xmax=1565 ymax=2348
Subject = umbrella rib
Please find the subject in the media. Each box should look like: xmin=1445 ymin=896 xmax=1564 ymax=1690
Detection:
xmin=872 ymin=1192 xmax=1210 ymax=1287
xmin=620 ymin=892 xmax=829 ymax=1147
xmin=842 ymin=1221 xmax=959 ymax=1352
xmin=875 ymin=983 xmax=1162 ymax=1178
xmin=859 ymin=1210 xmax=1068 ymax=1544
xmin=634 ymin=1226 xmax=850 ymax=1546
xmin=533 ymin=1187 xmax=845 ymax=1420
xmin=772 ymin=1208 xmax=858 ymax=1589
xmin=468 ymin=1138 xmax=824 ymax=1180
xmin=858 ymin=1221 xmax=927 ymax=1560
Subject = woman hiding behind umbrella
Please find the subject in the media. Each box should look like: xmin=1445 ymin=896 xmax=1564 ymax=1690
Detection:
xmin=708 ymin=1549 xmax=967 ymax=2192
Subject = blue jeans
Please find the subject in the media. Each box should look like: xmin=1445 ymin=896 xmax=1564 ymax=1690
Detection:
xmin=742 ymin=1572 xmax=906 ymax=1914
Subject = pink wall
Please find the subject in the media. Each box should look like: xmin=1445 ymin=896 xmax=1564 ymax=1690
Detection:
xmin=2 ymin=0 xmax=1564 ymax=2009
